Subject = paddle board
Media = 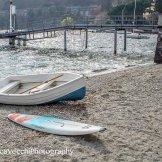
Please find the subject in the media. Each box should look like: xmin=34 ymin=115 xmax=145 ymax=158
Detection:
xmin=8 ymin=113 xmax=106 ymax=136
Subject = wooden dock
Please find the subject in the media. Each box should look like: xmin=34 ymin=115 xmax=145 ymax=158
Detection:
xmin=0 ymin=24 xmax=157 ymax=39
xmin=0 ymin=23 xmax=158 ymax=53
xmin=0 ymin=0 xmax=159 ymax=54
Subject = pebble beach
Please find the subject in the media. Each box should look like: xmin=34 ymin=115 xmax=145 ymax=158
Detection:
xmin=0 ymin=64 xmax=161 ymax=162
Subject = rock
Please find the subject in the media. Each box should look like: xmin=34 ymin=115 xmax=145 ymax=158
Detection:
xmin=154 ymin=48 xmax=162 ymax=63
xmin=81 ymin=156 xmax=87 ymax=160
xmin=154 ymin=34 xmax=162 ymax=64
xmin=62 ymin=154 xmax=70 ymax=159
xmin=71 ymin=158 xmax=78 ymax=162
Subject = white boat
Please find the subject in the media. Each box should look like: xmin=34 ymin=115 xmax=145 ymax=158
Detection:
xmin=127 ymin=33 xmax=150 ymax=39
xmin=0 ymin=73 xmax=86 ymax=105
xmin=126 ymin=0 xmax=149 ymax=40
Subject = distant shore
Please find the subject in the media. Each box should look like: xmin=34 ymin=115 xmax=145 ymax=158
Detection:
xmin=0 ymin=64 xmax=161 ymax=162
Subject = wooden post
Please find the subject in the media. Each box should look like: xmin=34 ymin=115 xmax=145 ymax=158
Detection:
xmin=29 ymin=33 xmax=31 ymax=39
xmin=17 ymin=39 xmax=21 ymax=46
xmin=9 ymin=37 xmax=15 ymax=47
xmin=114 ymin=29 xmax=117 ymax=55
xmin=23 ymin=35 xmax=27 ymax=46
xmin=9 ymin=38 xmax=12 ymax=45
xmin=158 ymin=13 xmax=162 ymax=28
xmin=43 ymin=31 xmax=45 ymax=38
xmin=124 ymin=29 xmax=127 ymax=51
xmin=64 ymin=29 xmax=67 ymax=51
xmin=23 ymin=40 xmax=26 ymax=46
xmin=9 ymin=0 xmax=13 ymax=32
xmin=85 ymin=29 xmax=88 ymax=49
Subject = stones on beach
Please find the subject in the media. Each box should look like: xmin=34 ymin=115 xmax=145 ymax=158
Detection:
xmin=101 ymin=93 xmax=109 ymax=98
xmin=0 ymin=65 xmax=161 ymax=162
xmin=81 ymin=156 xmax=87 ymax=160
xmin=62 ymin=154 xmax=71 ymax=159
xmin=71 ymin=158 xmax=78 ymax=162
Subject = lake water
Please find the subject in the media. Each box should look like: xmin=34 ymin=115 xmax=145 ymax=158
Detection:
xmin=0 ymin=30 xmax=157 ymax=78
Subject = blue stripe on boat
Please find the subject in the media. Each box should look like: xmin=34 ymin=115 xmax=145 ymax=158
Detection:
xmin=45 ymin=87 xmax=86 ymax=104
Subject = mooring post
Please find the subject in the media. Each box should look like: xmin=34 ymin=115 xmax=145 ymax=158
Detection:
xmin=29 ymin=33 xmax=31 ymax=39
xmin=64 ymin=29 xmax=67 ymax=51
xmin=23 ymin=39 xmax=26 ymax=46
xmin=124 ymin=29 xmax=127 ymax=51
xmin=43 ymin=31 xmax=45 ymax=38
xmin=85 ymin=29 xmax=88 ymax=49
xmin=17 ymin=39 xmax=21 ymax=46
xmin=9 ymin=38 xmax=12 ymax=45
xmin=23 ymin=35 xmax=27 ymax=46
xmin=9 ymin=37 xmax=15 ymax=47
xmin=9 ymin=0 xmax=13 ymax=32
xmin=114 ymin=29 xmax=117 ymax=55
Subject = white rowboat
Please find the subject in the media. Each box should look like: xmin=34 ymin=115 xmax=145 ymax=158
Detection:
xmin=0 ymin=73 xmax=86 ymax=105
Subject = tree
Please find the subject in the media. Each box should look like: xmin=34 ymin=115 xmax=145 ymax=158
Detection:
xmin=61 ymin=17 xmax=74 ymax=26
xmin=155 ymin=0 xmax=162 ymax=13
xmin=100 ymin=0 xmax=112 ymax=10
xmin=109 ymin=0 xmax=152 ymax=15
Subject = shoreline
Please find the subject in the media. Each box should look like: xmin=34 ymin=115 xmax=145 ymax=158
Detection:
xmin=0 ymin=31 xmax=157 ymax=79
xmin=0 ymin=64 xmax=161 ymax=162
xmin=86 ymin=62 xmax=154 ymax=77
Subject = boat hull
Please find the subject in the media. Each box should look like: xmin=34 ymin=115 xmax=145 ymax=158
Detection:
xmin=44 ymin=87 xmax=86 ymax=104
xmin=0 ymin=73 xmax=86 ymax=105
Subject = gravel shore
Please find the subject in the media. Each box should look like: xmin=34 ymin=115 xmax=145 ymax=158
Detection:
xmin=0 ymin=64 xmax=161 ymax=162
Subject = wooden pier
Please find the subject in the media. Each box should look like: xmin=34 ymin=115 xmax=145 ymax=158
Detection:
xmin=0 ymin=1 xmax=159 ymax=55
xmin=0 ymin=23 xmax=158 ymax=53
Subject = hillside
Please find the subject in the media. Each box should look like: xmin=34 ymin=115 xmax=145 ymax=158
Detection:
xmin=0 ymin=0 xmax=113 ymax=10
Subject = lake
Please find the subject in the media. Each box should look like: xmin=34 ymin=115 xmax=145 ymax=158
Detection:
xmin=0 ymin=30 xmax=157 ymax=78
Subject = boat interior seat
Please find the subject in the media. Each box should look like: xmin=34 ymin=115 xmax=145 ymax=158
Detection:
xmin=0 ymin=81 xmax=20 ymax=93
xmin=29 ymin=80 xmax=57 ymax=93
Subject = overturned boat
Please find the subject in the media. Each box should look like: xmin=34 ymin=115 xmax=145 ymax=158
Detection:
xmin=0 ymin=73 xmax=86 ymax=105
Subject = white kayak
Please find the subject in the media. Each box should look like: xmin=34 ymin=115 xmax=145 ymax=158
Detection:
xmin=0 ymin=73 xmax=86 ymax=105
xmin=8 ymin=113 xmax=106 ymax=136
